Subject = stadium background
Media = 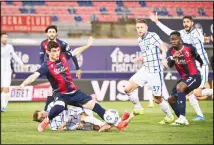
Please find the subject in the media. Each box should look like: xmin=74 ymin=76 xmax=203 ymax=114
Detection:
xmin=1 ymin=1 xmax=213 ymax=102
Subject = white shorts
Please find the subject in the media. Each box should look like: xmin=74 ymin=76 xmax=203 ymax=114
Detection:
xmin=1 ymin=70 xmax=12 ymax=88
xmin=130 ymin=67 xmax=164 ymax=96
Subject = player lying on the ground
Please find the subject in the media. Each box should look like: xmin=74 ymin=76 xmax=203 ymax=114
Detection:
xmin=149 ymin=13 xmax=212 ymax=121
xmin=166 ymin=31 xmax=203 ymax=125
xmin=18 ymin=40 xmax=130 ymax=132
xmin=33 ymin=101 xmax=107 ymax=131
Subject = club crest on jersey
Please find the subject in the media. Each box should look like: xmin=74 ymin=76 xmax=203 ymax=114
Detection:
xmin=185 ymin=51 xmax=190 ymax=57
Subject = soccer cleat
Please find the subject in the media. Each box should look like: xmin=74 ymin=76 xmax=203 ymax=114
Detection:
xmin=192 ymin=115 xmax=205 ymax=121
xmin=148 ymin=103 xmax=154 ymax=108
xmin=1 ymin=107 xmax=6 ymax=112
xmin=171 ymin=117 xmax=189 ymax=126
xmin=133 ymin=108 xmax=144 ymax=116
xmin=38 ymin=118 xmax=49 ymax=132
xmin=159 ymin=115 xmax=174 ymax=124
xmin=98 ymin=124 xmax=112 ymax=132
xmin=116 ymin=121 xmax=128 ymax=131
xmin=122 ymin=112 xmax=130 ymax=121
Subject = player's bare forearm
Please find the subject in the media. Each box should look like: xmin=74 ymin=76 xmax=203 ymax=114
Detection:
xmin=20 ymin=72 xmax=40 ymax=87
xmin=160 ymin=43 xmax=167 ymax=59
xmin=71 ymin=56 xmax=80 ymax=70
xmin=71 ymin=36 xmax=94 ymax=56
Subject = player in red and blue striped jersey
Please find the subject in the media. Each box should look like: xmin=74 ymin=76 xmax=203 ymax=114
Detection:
xmin=166 ymin=31 xmax=203 ymax=125
xmin=40 ymin=25 xmax=82 ymax=79
xmin=19 ymin=40 xmax=130 ymax=132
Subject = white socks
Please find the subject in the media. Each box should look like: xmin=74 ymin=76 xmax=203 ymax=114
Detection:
xmin=159 ymin=99 xmax=173 ymax=118
xmin=84 ymin=115 xmax=105 ymax=127
xmin=202 ymin=89 xmax=213 ymax=96
xmin=1 ymin=92 xmax=9 ymax=110
xmin=189 ymin=94 xmax=204 ymax=117
xmin=147 ymin=87 xmax=154 ymax=104
xmin=128 ymin=89 xmax=143 ymax=110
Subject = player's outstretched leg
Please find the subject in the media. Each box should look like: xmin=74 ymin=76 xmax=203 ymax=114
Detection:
xmin=124 ymin=81 xmax=144 ymax=115
xmin=1 ymin=88 xmax=10 ymax=112
xmin=38 ymin=100 xmax=65 ymax=132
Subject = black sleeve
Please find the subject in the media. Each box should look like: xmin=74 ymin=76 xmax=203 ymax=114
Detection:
xmin=191 ymin=46 xmax=203 ymax=67
xmin=37 ymin=63 xmax=49 ymax=76
xmin=166 ymin=50 xmax=175 ymax=68
xmin=72 ymin=56 xmax=80 ymax=70
xmin=11 ymin=60 xmax=15 ymax=74
xmin=39 ymin=42 xmax=45 ymax=64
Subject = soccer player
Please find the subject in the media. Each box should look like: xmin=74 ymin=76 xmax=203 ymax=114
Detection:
xmin=40 ymin=25 xmax=82 ymax=79
xmin=149 ymin=13 xmax=212 ymax=121
xmin=19 ymin=40 xmax=129 ymax=132
xmin=1 ymin=33 xmax=25 ymax=112
xmin=124 ymin=19 xmax=174 ymax=124
xmin=166 ymin=31 xmax=203 ymax=125
xmin=33 ymin=98 xmax=107 ymax=131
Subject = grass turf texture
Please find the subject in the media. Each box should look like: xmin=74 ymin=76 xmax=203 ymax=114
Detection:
xmin=1 ymin=101 xmax=213 ymax=144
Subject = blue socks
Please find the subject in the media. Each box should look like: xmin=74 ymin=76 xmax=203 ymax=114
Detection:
xmin=92 ymin=103 xmax=106 ymax=120
xmin=169 ymin=102 xmax=180 ymax=117
xmin=177 ymin=92 xmax=186 ymax=116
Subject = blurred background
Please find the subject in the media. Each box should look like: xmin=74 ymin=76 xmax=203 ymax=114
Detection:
xmin=1 ymin=0 xmax=213 ymax=102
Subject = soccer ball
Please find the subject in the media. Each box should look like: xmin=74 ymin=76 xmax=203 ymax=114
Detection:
xmin=104 ymin=109 xmax=120 ymax=125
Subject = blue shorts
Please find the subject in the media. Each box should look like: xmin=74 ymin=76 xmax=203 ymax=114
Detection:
xmin=171 ymin=75 xmax=201 ymax=97
xmin=53 ymin=90 xmax=92 ymax=108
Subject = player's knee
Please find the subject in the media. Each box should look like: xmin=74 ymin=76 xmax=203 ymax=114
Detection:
xmin=83 ymin=100 xmax=96 ymax=110
xmin=176 ymin=86 xmax=185 ymax=93
xmin=194 ymin=89 xmax=201 ymax=97
xmin=153 ymin=96 xmax=162 ymax=104
xmin=124 ymin=87 xmax=132 ymax=94
xmin=168 ymin=96 xmax=176 ymax=104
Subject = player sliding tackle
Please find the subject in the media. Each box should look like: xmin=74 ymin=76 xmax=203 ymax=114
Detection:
xmin=149 ymin=13 xmax=212 ymax=121
xmin=18 ymin=37 xmax=130 ymax=132
xmin=166 ymin=31 xmax=203 ymax=125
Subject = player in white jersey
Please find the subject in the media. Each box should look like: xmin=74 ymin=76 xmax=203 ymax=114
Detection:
xmin=1 ymin=33 xmax=25 ymax=112
xmin=33 ymin=101 xmax=106 ymax=131
xmin=124 ymin=19 xmax=174 ymax=124
xmin=149 ymin=13 xmax=213 ymax=121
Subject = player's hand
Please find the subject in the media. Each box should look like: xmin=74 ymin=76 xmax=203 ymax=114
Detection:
xmin=12 ymin=74 xmax=16 ymax=79
xmin=76 ymin=69 xmax=82 ymax=79
xmin=132 ymin=56 xmax=144 ymax=64
xmin=148 ymin=12 xmax=159 ymax=24
xmin=77 ymin=123 xmax=83 ymax=130
xmin=172 ymin=51 xmax=181 ymax=59
xmin=204 ymin=33 xmax=211 ymax=43
xmin=162 ymin=59 xmax=168 ymax=68
xmin=87 ymin=36 xmax=94 ymax=46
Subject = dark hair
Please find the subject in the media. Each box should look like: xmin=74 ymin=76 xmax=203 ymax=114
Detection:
xmin=33 ymin=110 xmax=41 ymax=122
xmin=136 ymin=18 xmax=147 ymax=25
xmin=1 ymin=32 xmax=7 ymax=37
xmin=45 ymin=25 xmax=58 ymax=33
xmin=182 ymin=15 xmax=193 ymax=21
xmin=47 ymin=41 xmax=59 ymax=51
xmin=170 ymin=31 xmax=181 ymax=37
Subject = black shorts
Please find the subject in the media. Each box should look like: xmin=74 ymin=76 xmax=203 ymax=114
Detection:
xmin=171 ymin=75 xmax=201 ymax=97
xmin=53 ymin=90 xmax=92 ymax=108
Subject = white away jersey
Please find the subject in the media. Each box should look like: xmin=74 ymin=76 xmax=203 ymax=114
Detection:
xmin=1 ymin=44 xmax=23 ymax=72
xmin=179 ymin=28 xmax=209 ymax=65
xmin=138 ymin=32 xmax=163 ymax=73
xmin=46 ymin=102 xmax=84 ymax=130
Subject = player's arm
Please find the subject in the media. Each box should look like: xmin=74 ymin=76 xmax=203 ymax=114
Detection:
xmin=39 ymin=42 xmax=45 ymax=64
xmin=20 ymin=63 xmax=48 ymax=87
xmin=166 ymin=50 xmax=175 ymax=68
xmin=71 ymin=36 xmax=94 ymax=56
xmin=148 ymin=12 xmax=175 ymax=36
xmin=10 ymin=46 xmax=24 ymax=66
xmin=191 ymin=45 xmax=203 ymax=67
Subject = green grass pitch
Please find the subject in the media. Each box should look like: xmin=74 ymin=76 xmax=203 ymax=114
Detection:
xmin=1 ymin=101 xmax=213 ymax=144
